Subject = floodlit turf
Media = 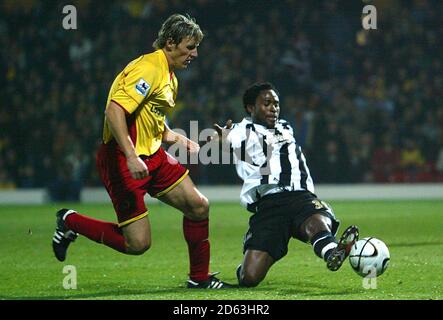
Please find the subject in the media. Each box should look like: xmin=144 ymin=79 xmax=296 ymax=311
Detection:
xmin=0 ymin=200 xmax=442 ymax=300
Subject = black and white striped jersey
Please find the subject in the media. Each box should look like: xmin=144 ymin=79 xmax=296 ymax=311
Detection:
xmin=226 ymin=117 xmax=314 ymax=207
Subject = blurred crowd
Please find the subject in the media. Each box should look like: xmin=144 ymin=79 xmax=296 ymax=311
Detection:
xmin=1 ymin=0 xmax=443 ymax=198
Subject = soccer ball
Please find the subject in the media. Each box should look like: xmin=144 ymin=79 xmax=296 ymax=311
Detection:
xmin=349 ymin=237 xmax=390 ymax=277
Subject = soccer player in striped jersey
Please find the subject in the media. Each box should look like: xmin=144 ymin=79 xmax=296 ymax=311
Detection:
xmin=214 ymin=82 xmax=359 ymax=287
xmin=52 ymin=14 xmax=232 ymax=289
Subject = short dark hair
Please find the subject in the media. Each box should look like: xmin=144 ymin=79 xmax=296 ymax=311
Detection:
xmin=153 ymin=14 xmax=204 ymax=50
xmin=243 ymin=82 xmax=278 ymax=115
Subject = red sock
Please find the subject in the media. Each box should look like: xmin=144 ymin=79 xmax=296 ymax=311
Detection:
xmin=65 ymin=212 xmax=127 ymax=253
xmin=183 ymin=217 xmax=210 ymax=282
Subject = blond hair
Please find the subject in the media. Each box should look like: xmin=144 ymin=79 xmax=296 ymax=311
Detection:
xmin=153 ymin=14 xmax=204 ymax=49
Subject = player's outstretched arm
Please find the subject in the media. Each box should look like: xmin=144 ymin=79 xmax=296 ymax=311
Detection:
xmin=162 ymin=122 xmax=200 ymax=154
xmin=105 ymin=101 xmax=149 ymax=179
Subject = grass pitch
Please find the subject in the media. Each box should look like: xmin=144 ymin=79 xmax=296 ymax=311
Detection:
xmin=0 ymin=200 xmax=442 ymax=300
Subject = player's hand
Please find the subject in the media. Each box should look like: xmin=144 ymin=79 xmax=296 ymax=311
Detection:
xmin=210 ymin=119 xmax=233 ymax=142
xmin=174 ymin=135 xmax=200 ymax=154
xmin=127 ymin=156 xmax=149 ymax=180
xmin=185 ymin=139 xmax=200 ymax=154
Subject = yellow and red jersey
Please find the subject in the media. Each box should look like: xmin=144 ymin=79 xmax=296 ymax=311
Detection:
xmin=103 ymin=49 xmax=178 ymax=156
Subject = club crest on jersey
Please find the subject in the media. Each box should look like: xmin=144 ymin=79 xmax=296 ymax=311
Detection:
xmin=265 ymin=129 xmax=293 ymax=144
xmin=135 ymin=78 xmax=150 ymax=97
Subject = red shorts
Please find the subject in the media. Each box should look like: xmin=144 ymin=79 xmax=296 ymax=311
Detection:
xmin=96 ymin=142 xmax=188 ymax=227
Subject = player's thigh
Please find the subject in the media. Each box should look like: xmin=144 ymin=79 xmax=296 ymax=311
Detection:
xmin=241 ymin=249 xmax=275 ymax=284
xmin=97 ymin=143 xmax=150 ymax=226
xmin=158 ymin=175 xmax=209 ymax=220
xmin=244 ymin=202 xmax=292 ymax=261
xmin=121 ymin=216 xmax=152 ymax=253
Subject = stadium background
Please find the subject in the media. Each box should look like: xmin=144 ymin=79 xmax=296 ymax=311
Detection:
xmin=1 ymin=0 xmax=443 ymax=201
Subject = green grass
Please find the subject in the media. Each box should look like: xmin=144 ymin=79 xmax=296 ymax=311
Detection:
xmin=0 ymin=200 xmax=442 ymax=300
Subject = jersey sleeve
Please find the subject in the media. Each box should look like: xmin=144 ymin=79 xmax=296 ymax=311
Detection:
xmin=287 ymin=123 xmax=295 ymax=135
xmin=110 ymin=59 xmax=159 ymax=114
xmin=280 ymin=120 xmax=294 ymax=133
xmin=227 ymin=123 xmax=260 ymax=166
xmin=226 ymin=124 xmax=246 ymax=149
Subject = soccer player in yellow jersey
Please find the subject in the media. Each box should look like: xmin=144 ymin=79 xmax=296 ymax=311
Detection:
xmin=52 ymin=14 xmax=232 ymax=289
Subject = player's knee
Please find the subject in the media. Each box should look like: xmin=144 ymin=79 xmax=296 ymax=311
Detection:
xmin=241 ymin=268 xmax=264 ymax=287
xmin=126 ymin=238 xmax=151 ymax=255
xmin=188 ymin=195 xmax=209 ymax=220
xmin=303 ymin=214 xmax=332 ymax=241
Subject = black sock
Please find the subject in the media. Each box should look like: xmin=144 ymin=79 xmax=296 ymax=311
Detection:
xmin=311 ymin=231 xmax=337 ymax=261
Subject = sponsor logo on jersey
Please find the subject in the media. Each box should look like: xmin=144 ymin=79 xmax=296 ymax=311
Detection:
xmin=135 ymin=78 xmax=150 ymax=97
